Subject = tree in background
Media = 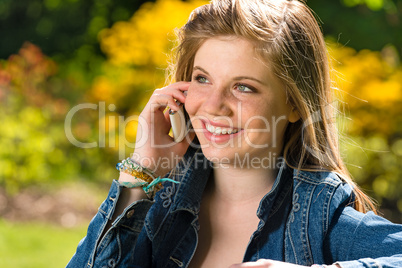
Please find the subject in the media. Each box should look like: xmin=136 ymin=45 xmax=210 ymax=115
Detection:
xmin=308 ymin=0 xmax=401 ymax=52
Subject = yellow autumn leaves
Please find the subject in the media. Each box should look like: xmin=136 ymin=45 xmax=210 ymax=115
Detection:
xmin=100 ymin=0 xmax=208 ymax=67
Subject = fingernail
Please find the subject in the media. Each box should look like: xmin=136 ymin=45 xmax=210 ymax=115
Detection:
xmin=169 ymin=108 xmax=176 ymax=115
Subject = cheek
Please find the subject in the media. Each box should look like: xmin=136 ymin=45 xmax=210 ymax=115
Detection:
xmin=184 ymin=84 xmax=202 ymax=117
xmin=242 ymin=105 xmax=289 ymax=131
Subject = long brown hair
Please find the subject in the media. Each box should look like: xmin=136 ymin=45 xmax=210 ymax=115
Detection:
xmin=169 ymin=0 xmax=376 ymax=213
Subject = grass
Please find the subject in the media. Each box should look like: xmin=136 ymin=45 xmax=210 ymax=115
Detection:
xmin=0 ymin=220 xmax=88 ymax=268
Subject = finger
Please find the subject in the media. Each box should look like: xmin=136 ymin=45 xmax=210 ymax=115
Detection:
xmin=150 ymin=92 xmax=182 ymax=112
xmin=229 ymin=259 xmax=272 ymax=268
xmin=148 ymin=94 xmax=181 ymax=113
xmin=170 ymin=81 xmax=191 ymax=91
xmin=154 ymin=82 xmax=190 ymax=103
xmin=152 ymin=90 xmax=186 ymax=106
xmin=163 ymin=107 xmax=171 ymax=121
xmin=154 ymin=81 xmax=190 ymax=94
xmin=228 ymin=263 xmax=262 ymax=268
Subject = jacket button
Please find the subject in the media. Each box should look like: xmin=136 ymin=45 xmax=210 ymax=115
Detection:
xmin=127 ymin=209 xmax=135 ymax=218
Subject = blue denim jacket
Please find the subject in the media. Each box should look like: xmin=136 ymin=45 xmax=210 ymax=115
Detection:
xmin=67 ymin=146 xmax=402 ymax=268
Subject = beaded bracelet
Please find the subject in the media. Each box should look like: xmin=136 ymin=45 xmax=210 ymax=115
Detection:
xmin=142 ymin=176 xmax=179 ymax=199
xmin=116 ymin=157 xmax=178 ymax=199
xmin=116 ymin=157 xmax=155 ymax=183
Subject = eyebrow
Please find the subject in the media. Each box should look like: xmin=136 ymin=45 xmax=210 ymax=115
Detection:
xmin=193 ymin=66 xmax=210 ymax=75
xmin=193 ymin=65 xmax=266 ymax=86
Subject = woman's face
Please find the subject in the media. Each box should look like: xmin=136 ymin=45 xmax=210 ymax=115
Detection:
xmin=185 ymin=37 xmax=298 ymax=167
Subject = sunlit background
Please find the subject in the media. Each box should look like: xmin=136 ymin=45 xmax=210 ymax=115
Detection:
xmin=0 ymin=0 xmax=401 ymax=266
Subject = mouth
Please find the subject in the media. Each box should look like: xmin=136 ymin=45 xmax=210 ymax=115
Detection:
xmin=205 ymin=123 xmax=241 ymax=135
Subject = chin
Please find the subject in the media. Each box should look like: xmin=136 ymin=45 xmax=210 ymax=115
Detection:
xmin=200 ymin=147 xmax=233 ymax=164
xmin=200 ymin=146 xmax=249 ymax=168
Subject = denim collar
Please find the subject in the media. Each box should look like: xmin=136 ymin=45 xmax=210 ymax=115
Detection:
xmin=169 ymin=141 xmax=294 ymax=221
xmin=169 ymin=143 xmax=211 ymax=215
xmin=256 ymin=163 xmax=293 ymax=225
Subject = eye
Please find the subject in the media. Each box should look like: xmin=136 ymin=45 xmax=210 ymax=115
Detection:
xmin=235 ymin=83 xmax=254 ymax=93
xmin=194 ymin=75 xmax=210 ymax=84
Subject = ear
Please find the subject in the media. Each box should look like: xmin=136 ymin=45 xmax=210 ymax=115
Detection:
xmin=288 ymin=108 xmax=300 ymax=123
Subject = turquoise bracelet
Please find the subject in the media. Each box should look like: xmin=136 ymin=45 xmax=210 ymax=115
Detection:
xmin=116 ymin=158 xmax=179 ymax=199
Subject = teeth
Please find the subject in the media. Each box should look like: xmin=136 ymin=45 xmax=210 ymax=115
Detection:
xmin=206 ymin=124 xmax=239 ymax=135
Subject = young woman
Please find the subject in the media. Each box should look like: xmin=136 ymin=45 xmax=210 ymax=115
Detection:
xmin=68 ymin=0 xmax=402 ymax=267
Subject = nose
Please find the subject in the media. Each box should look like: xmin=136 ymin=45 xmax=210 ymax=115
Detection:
xmin=202 ymin=86 xmax=232 ymax=117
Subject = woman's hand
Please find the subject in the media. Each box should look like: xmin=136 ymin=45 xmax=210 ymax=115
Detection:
xmin=131 ymin=81 xmax=194 ymax=176
xmin=229 ymin=259 xmax=339 ymax=268
xmin=229 ymin=259 xmax=306 ymax=268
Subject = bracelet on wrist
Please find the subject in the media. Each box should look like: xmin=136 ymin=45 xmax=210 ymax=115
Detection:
xmin=116 ymin=157 xmax=178 ymax=199
xmin=116 ymin=158 xmax=155 ymax=183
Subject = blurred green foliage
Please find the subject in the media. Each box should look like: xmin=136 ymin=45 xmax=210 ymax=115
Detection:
xmin=0 ymin=0 xmax=401 ymax=222
xmin=0 ymin=43 xmax=117 ymax=193
xmin=308 ymin=0 xmax=402 ymax=52
xmin=329 ymin=43 xmax=402 ymax=220
xmin=0 ymin=0 xmax=154 ymax=57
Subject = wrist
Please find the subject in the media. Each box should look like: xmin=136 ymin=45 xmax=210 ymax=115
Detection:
xmin=118 ymin=172 xmax=138 ymax=183
xmin=311 ymin=265 xmax=341 ymax=268
xmin=121 ymin=186 xmax=148 ymax=200
xmin=116 ymin=157 xmax=178 ymax=199
xmin=118 ymin=173 xmax=148 ymax=198
xmin=130 ymin=153 xmax=156 ymax=171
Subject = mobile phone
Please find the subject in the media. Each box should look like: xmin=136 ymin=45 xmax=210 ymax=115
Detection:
xmin=169 ymin=102 xmax=191 ymax=142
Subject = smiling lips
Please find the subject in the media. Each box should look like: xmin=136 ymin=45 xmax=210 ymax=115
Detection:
xmin=205 ymin=123 xmax=241 ymax=135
